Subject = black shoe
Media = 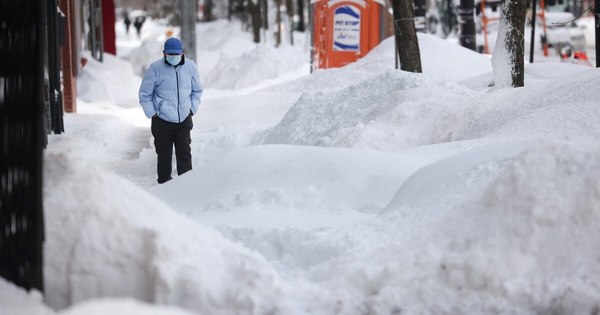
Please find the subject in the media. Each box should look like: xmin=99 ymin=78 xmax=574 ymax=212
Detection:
xmin=157 ymin=176 xmax=172 ymax=184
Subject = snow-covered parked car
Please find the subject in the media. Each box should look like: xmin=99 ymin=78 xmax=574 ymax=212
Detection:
xmin=539 ymin=12 xmax=586 ymax=50
xmin=475 ymin=10 xmax=587 ymax=54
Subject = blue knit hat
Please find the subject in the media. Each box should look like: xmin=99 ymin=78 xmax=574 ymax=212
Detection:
xmin=163 ymin=37 xmax=183 ymax=54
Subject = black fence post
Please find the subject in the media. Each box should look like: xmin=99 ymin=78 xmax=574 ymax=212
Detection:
xmin=48 ymin=0 xmax=65 ymax=134
xmin=0 ymin=0 xmax=46 ymax=292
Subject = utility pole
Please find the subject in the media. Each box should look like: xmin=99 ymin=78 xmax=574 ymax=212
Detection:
xmin=179 ymin=0 xmax=197 ymax=61
xmin=530 ymin=0 xmax=537 ymax=63
xmin=458 ymin=0 xmax=476 ymax=50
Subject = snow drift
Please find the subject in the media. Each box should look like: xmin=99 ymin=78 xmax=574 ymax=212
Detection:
xmin=294 ymin=140 xmax=600 ymax=314
xmin=43 ymin=152 xmax=285 ymax=315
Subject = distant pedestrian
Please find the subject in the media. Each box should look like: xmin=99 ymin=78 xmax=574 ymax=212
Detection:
xmin=133 ymin=16 xmax=146 ymax=38
xmin=123 ymin=11 xmax=131 ymax=34
xmin=139 ymin=38 xmax=203 ymax=184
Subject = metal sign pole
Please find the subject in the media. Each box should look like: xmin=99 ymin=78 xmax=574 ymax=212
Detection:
xmin=179 ymin=0 xmax=197 ymax=61
xmin=530 ymin=0 xmax=537 ymax=63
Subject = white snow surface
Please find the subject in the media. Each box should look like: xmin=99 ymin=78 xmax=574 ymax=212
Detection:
xmin=4 ymin=18 xmax=600 ymax=315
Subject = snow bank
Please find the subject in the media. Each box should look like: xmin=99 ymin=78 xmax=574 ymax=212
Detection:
xmin=252 ymin=35 xmax=496 ymax=151
xmin=444 ymin=67 xmax=600 ymax=141
xmin=121 ymin=38 xmax=165 ymax=76
xmin=194 ymin=19 xmax=262 ymax=76
xmin=271 ymin=34 xmax=492 ymax=98
xmin=420 ymin=140 xmax=600 ymax=313
xmin=351 ymin=34 xmax=492 ymax=82
xmin=59 ymin=299 xmax=196 ymax=315
xmin=48 ymin=114 xmax=148 ymax=163
xmin=261 ymin=54 xmax=599 ymax=152
xmin=204 ymin=44 xmax=307 ymax=90
xmin=416 ymin=33 xmax=492 ymax=80
xmin=118 ymin=17 xmax=173 ymax=76
xmin=0 ymin=277 xmax=197 ymax=315
xmin=261 ymin=70 xmax=475 ymax=150
xmin=461 ymin=62 xmax=590 ymax=90
xmin=300 ymin=140 xmax=600 ymax=314
xmin=0 ymin=278 xmax=53 ymax=315
xmin=78 ymin=53 xmax=141 ymax=106
xmin=43 ymin=152 xmax=284 ymax=314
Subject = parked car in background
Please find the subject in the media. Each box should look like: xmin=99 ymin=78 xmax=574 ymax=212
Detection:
xmin=539 ymin=11 xmax=586 ymax=51
xmin=413 ymin=0 xmax=428 ymax=32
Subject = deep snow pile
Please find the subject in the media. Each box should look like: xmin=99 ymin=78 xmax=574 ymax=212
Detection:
xmin=260 ymin=63 xmax=600 ymax=151
xmin=78 ymin=52 xmax=142 ymax=106
xmin=58 ymin=299 xmax=198 ymax=315
xmin=260 ymin=36 xmax=597 ymax=151
xmin=260 ymin=70 xmax=476 ymax=150
xmin=384 ymin=140 xmax=600 ymax=313
xmin=1 ymin=278 xmax=53 ymax=315
xmin=205 ymin=43 xmax=308 ymax=89
xmin=43 ymin=152 xmax=285 ymax=314
xmin=155 ymin=32 xmax=600 ymax=313
xmin=301 ymin=140 xmax=600 ymax=314
xmin=0 ymin=277 xmax=195 ymax=315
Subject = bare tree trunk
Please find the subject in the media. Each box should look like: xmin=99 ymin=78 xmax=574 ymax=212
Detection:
xmin=262 ymin=0 xmax=269 ymax=29
xmin=247 ymin=0 xmax=261 ymax=43
xmin=285 ymin=0 xmax=294 ymax=45
xmin=274 ymin=0 xmax=282 ymax=47
xmin=241 ymin=5 xmax=250 ymax=31
xmin=228 ymin=0 xmax=233 ymax=20
xmin=296 ymin=0 xmax=305 ymax=31
xmin=391 ymin=0 xmax=422 ymax=73
xmin=458 ymin=0 xmax=476 ymax=51
xmin=204 ymin=0 xmax=214 ymax=21
xmin=492 ymin=0 xmax=526 ymax=87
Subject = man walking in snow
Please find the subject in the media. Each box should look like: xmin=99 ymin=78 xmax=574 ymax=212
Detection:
xmin=133 ymin=16 xmax=145 ymax=38
xmin=123 ymin=10 xmax=131 ymax=34
xmin=139 ymin=37 xmax=203 ymax=184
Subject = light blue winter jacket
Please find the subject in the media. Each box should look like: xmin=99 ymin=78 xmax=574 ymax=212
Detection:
xmin=139 ymin=56 xmax=203 ymax=123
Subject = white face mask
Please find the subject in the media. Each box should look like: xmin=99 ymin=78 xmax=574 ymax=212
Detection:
xmin=165 ymin=55 xmax=182 ymax=66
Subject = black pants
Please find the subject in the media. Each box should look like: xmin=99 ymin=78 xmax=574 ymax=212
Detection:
xmin=151 ymin=115 xmax=193 ymax=184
